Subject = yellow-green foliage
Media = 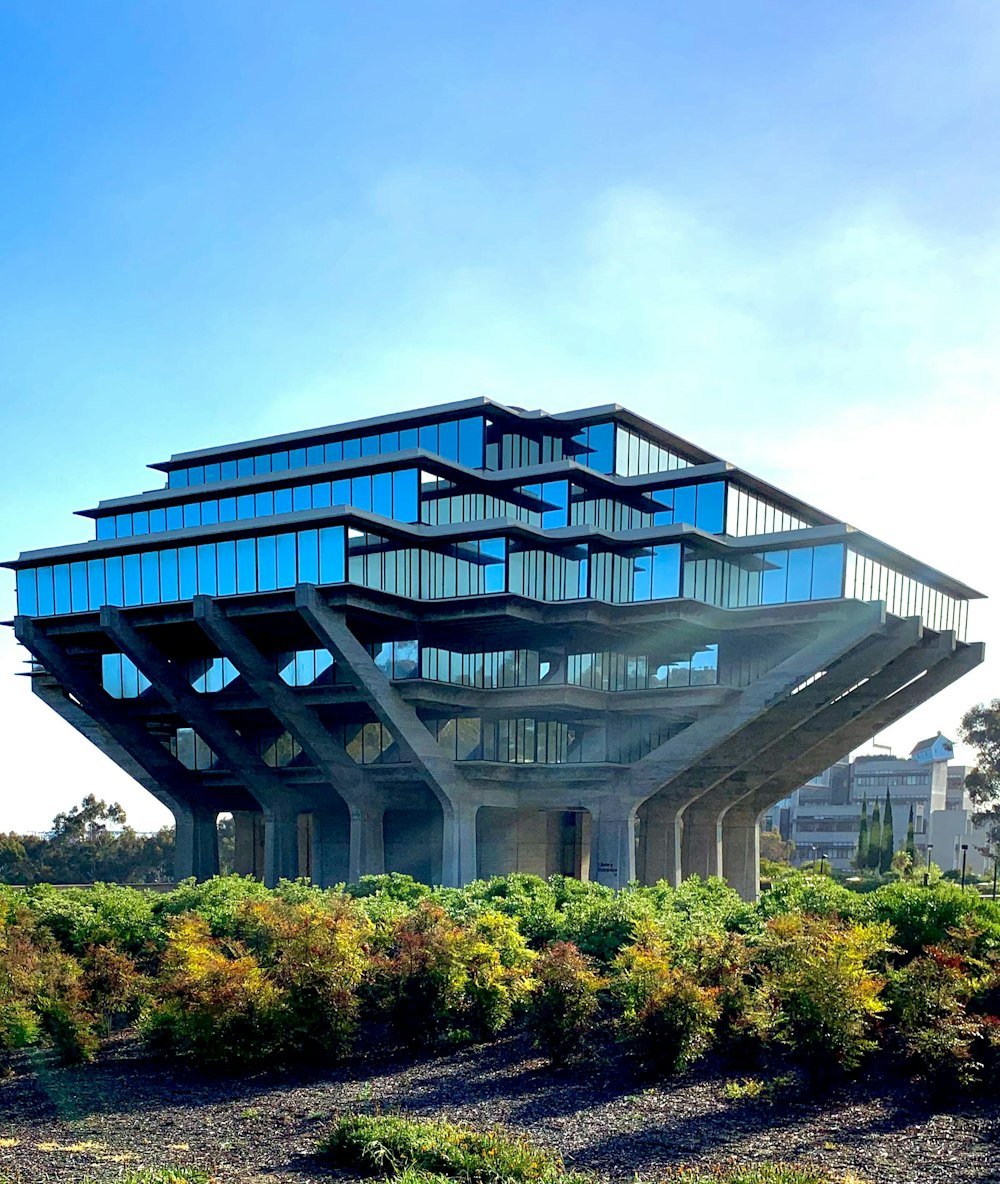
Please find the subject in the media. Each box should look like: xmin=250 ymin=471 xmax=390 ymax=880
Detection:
xmin=613 ymin=926 xmax=721 ymax=1075
xmin=660 ymin=1167 xmax=870 ymax=1183
xmin=318 ymin=1113 xmax=574 ymax=1184
xmin=760 ymin=915 xmax=892 ymax=1084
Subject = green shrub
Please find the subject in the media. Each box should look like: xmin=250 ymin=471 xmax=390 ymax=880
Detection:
xmin=859 ymin=880 xmax=1000 ymax=957
xmin=690 ymin=932 xmax=777 ymax=1066
xmin=318 ymin=1113 xmax=570 ymax=1184
xmin=757 ymin=872 xmax=861 ymax=922
xmin=659 ymin=1166 xmax=869 ymax=1183
xmin=152 ymin=874 xmax=272 ymax=937
xmin=527 ymin=942 xmax=605 ymax=1065
xmin=760 ymin=914 xmax=891 ymax=1088
xmin=560 ymin=887 xmax=654 ymax=963
xmin=613 ymin=927 xmax=720 ymax=1075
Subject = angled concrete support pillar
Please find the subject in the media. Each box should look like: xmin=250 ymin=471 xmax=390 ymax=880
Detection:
xmin=590 ymin=798 xmax=637 ymax=889
xmin=638 ymin=797 xmax=683 ymax=887
xmin=348 ymin=800 xmax=385 ymax=883
xmin=721 ymin=802 xmax=760 ymax=902
xmin=232 ymin=810 xmax=265 ymax=878
xmin=263 ymin=802 xmax=301 ymax=887
xmin=441 ymin=800 xmax=478 ymax=888
xmin=174 ymin=803 xmax=220 ymax=881
xmin=681 ymin=800 xmax=724 ymax=881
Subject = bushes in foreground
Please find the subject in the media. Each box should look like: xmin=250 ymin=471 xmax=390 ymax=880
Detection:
xmin=2 ymin=870 xmax=999 ymax=1090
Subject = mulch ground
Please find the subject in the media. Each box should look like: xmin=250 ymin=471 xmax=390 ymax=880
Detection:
xmin=1 ymin=1034 xmax=998 ymax=1184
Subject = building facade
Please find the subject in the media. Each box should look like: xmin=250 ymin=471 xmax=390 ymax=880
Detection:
xmin=5 ymin=399 xmax=985 ymax=898
xmin=787 ymin=735 xmax=993 ymax=875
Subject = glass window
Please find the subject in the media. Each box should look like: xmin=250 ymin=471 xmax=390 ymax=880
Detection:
xmin=236 ymin=494 xmax=254 ymax=519
xmin=400 ymin=427 xmax=418 ymax=449
xmin=333 ymin=478 xmax=351 ymax=504
xmin=217 ymin=539 xmax=237 ymax=595
xmin=237 ymin=456 xmax=254 ymax=478
xmin=812 ymin=544 xmax=844 ymax=600
xmin=761 ymin=551 xmax=788 ymax=604
xmin=588 ymin=422 xmax=615 ymax=473
xmin=651 ymin=544 xmax=680 ymax=599
xmin=166 ymin=505 xmax=184 ymax=530
xmin=197 ymin=544 xmax=217 ymax=595
xmin=372 ymin=471 xmax=392 ymax=516
xmin=419 ymin=423 xmax=438 ymax=454
xmin=201 ymin=501 xmax=219 ymax=526
xmin=179 ymin=548 xmax=197 ymax=599
xmin=160 ymin=549 xmax=179 ymax=601
xmin=672 ymin=485 xmax=696 ymax=527
xmin=116 ymin=513 xmax=132 ymax=537
xmin=458 ymin=417 xmax=484 ymax=468
xmin=169 ymin=469 xmax=188 ymax=488
xmin=183 ymin=502 xmax=200 ymax=528
xmin=140 ymin=550 xmax=160 ymax=603
xmin=292 ymin=484 xmax=311 ymax=511
xmin=297 ymin=529 xmax=319 ymax=584
xmin=343 ymin=436 xmax=361 ymax=459
xmin=312 ymin=481 xmax=332 ymax=508
xmin=54 ymin=564 xmax=71 ymax=613
xmin=105 ymin=557 xmax=123 ymax=607
xmin=149 ymin=507 xmax=166 ymax=533
xmin=255 ymin=490 xmax=274 ymax=517
xmin=257 ymin=535 xmax=277 ymax=591
xmin=254 ymin=453 xmax=272 ymax=476
xmin=351 ymin=475 xmax=372 ymax=511
xmin=17 ymin=569 xmax=38 ymax=615
xmin=307 ymin=444 xmax=324 ymax=466
xmin=203 ymin=462 xmax=220 ymax=484
xmin=123 ymin=554 xmax=142 ymax=606
xmin=787 ymin=548 xmax=813 ymax=602
xmin=439 ymin=420 xmax=459 ymax=461
xmin=289 ymin=447 xmax=306 ymax=469
xmin=96 ymin=517 xmax=115 ymax=540
xmin=380 ymin=431 xmax=399 ymax=453
xmin=219 ymin=497 xmax=236 ymax=522
xmin=271 ymin=450 xmax=289 ymax=472
xmin=221 ymin=460 xmax=237 ymax=480
xmin=188 ymin=466 xmax=205 ymax=486
xmin=237 ymin=537 xmax=257 ymax=593
xmin=276 ymin=533 xmax=297 ymax=587
xmin=325 ymin=440 xmax=343 ymax=463
xmin=37 ymin=566 xmax=55 ymax=615
xmin=696 ymin=482 xmax=725 ymax=533
xmin=102 ymin=653 xmax=122 ymax=698
xmin=319 ymin=527 xmax=345 ymax=583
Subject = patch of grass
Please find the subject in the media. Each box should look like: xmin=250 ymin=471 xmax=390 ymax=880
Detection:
xmin=659 ymin=1166 xmax=869 ymax=1184
xmin=720 ymin=1077 xmax=765 ymax=1102
xmin=318 ymin=1114 xmax=578 ymax=1184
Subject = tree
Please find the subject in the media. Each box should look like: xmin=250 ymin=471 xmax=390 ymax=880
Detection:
xmin=51 ymin=794 xmax=127 ymax=842
xmin=868 ymin=801 xmax=882 ymax=870
xmin=905 ymin=804 xmax=916 ymax=862
xmin=880 ymin=790 xmax=894 ymax=874
xmin=959 ymin=699 xmax=1000 ymax=855
xmin=760 ymin=829 xmax=794 ymax=864
xmin=855 ymin=797 xmax=869 ymax=870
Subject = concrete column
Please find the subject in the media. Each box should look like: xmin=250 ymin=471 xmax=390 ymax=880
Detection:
xmin=232 ymin=810 xmax=265 ymax=878
xmin=173 ymin=803 xmax=219 ymax=881
xmin=589 ymin=799 xmax=637 ymax=889
xmin=638 ymin=797 xmax=682 ymax=887
xmin=348 ymin=801 xmax=385 ymax=883
xmin=721 ymin=802 xmax=761 ymax=902
xmin=441 ymin=799 xmax=478 ymax=888
xmin=681 ymin=800 xmax=724 ymax=881
xmin=263 ymin=803 xmax=300 ymax=886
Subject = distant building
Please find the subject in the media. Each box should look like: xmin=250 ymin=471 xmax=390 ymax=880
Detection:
xmin=787 ymin=734 xmax=992 ymax=874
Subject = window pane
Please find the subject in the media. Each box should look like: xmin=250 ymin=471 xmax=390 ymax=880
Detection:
xmin=197 ymin=544 xmax=217 ymax=595
xmin=343 ymin=436 xmax=361 ymax=459
xmin=221 ymin=460 xmax=237 ymax=480
xmin=392 ymin=469 xmax=418 ymax=521
xmin=219 ymin=497 xmax=237 ymax=522
xmin=276 ymin=533 xmax=297 ymax=587
xmin=149 ymin=507 xmax=166 ymax=533
xmin=217 ymin=540 xmax=236 ymax=595
xmin=651 ymin=544 xmax=680 ymax=599
xmin=812 ymin=544 xmax=844 ymax=599
xmin=272 ymin=450 xmax=289 ymax=472
xmin=695 ymin=482 xmax=725 ymax=533
xmin=786 ymin=548 xmax=813 ymax=602
xmin=140 ymin=550 xmax=160 ymax=603
xmin=588 ymin=422 xmax=615 ymax=473
xmin=458 ymin=417 xmax=484 ymax=467
xmin=237 ymin=456 xmax=254 ymax=478
xmin=297 ymin=530 xmax=319 ymax=583
xmin=292 ymin=484 xmax=311 ymax=511
xmin=307 ymin=444 xmax=324 ymax=466
xmin=255 ymin=490 xmax=274 ymax=517
xmin=258 ymin=535 xmax=277 ymax=590
xmin=17 ymin=568 xmax=38 ymax=615
xmin=204 ymin=462 xmax=220 ymax=484
xmin=289 ymin=447 xmax=306 ymax=469
xmin=761 ymin=551 xmax=787 ymax=604
xmin=672 ymin=485 xmax=696 ymax=526
xmin=123 ymin=554 xmax=142 ymax=606
xmin=104 ymin=557 xmax=123 ymax=607
xmin=319 ymin=527 xmax=345 ymax=583
xmin=237 ymin=537 xmax=257 ymax=593
xmin=54 ymin=564 xmax=71 ymax=613
xmin=96 ymin=517 xmax=115 ymax=540
xmin=178 ymin=548 xmax=197 ymax=599
xmin=372 ymin=471 xmax=392 ymax=516
xmin=160 ymin=549 xmax=179 ymax=601
xmin=201 ymin=500 xmax=218 ymax=525
xmin=166 ymin=505 xmax=184 ymax=530
xmin=439 ymin=420 xmax=459 ymax=460
xmin=37 ymin=566 xmax=55 ymax=615
xmin=312 ymin=481 xmax=332 ymax=508
xmin=325 ymin=440 xmax=343 ymax=463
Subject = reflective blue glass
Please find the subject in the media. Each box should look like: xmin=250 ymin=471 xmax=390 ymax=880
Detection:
xmin=217 ymin=540 xmax=237 ymax=595
xmin=312 ymin=482 xmax=331 ymax=508
xmin=651 ymin=544 xmax=680 ymax=599
xmin=160 ymin=549 xmax=179 ymax=601
xmin=183 ymin=503 xmax=200 ymax=528
xmin=178 ymin=548 xmax=197 ymax=599
xmin=812 ymin=544 xmax=844 ymax=599
xmin=292 ymin=485 xmax=311 ymax=511
xmin=392 ymin=469 xmax=418 ymax=521
xmin=102 ymin=654 xmax=122 ymax=698
xmin=197 ymin=544 xmax=217 ymax=595
xmin=672 ymin=485 xmax=696 ymax=526
xmin=439 ymin=420 xmax=459 ymax=461
xmin=221 ymin=460 xmax=237 ymax=480
xmin=257 ymin=535 xmax=277 ymax=590
xmin=361 ymin=434 xmax=378 ymax=456
xmin=17 ymin=569 xmax=37 ymax=615
xmin=380 ymin=431 xmax=399 ymax=453
xmin=97 ymin=517 xmax=115 ymax=540
xmin=272 ymin=451 xmax=289 ymax=472
xmin=236 ymin=538 xmax=256 ymax=593
xmin=541 ymin=481 xmax=568 ymax=528
xmin=289 ymin=447 xmax=306 ymax=469
xmin=254 ymin=453 xmax=272 ymax=476
xmin=319 ymin=527 xmax=345 ymax=583
xmin=68 ymin=561 xmax=87 ymax=612
xmin=189 ymin=466 xmax=205 ymax=486
xmin=166 ymin=505 xmax=184 ymax=530
xmin=169 ymin=469 xmax=188 ymax=488
xmin=761 ymin=551 xmax=788 ymax=604
xmin=276 ymin=533 xmax=297 ymax=587
xmin=141 ymin=551 xmax=160 ymax=603
xmin=696 ymin=482 xmax=725 ymax=533
xmin=632 ymin=552 xmax=652 ymax=600
xmin=372 ymin=471 xmax=392 ymax=516
xmin=351 ymin=475 xmax=372 ymax=511
xmin=307 ymin=444 xmax=324 ymax=466
xmin=400 ymin=427 xmax=418 ymax=449
xmin=458 ymin=417 xmax=484 ymax=467
xmin=116 ymin=514 xmax=131 ymax=537
xmin=255 ymin=491 xmax=274 ymax=517
xmin=418 ymin=423 xmax=438 ymax=453
xmin=205 ymin=463 xmax=221 ymax=484
xmin=201 ymin=501 xmax=219 ymax=526
xmin=123 ymin=554 xmax=142 ymax=606
xmin=105 ymin=557 xmax=123 ymax=607
xmin=53 ymin=564 xmax=71 ymax=613
xmin=237 ymin=456 xmax=254 ymax=478
xmin=298 ymin=529 xmax=319 ymax=583
xmin=343 ymin=436 xmax=361 ymax=459
xmin=587 ymin=422 xmax=615 ymax=473
xmin=87 ymin=559 xmax=106 ymax=609
xmin=219 ymin=498 xmax=236 ymax=522
xmin=325 ymin=440 xmax=343 ymax=463
xmin=237 ymin=494 xmax=254 ymax=519
xmin=37 ymin=566 xmax=55 ymax=615
xmin=150 ymin=508 xmax=166 ymax=533
xmin=333 ymin=479 xmax=350 ymax=504
xmin=786 ymin=548 xmax=812 ymax=602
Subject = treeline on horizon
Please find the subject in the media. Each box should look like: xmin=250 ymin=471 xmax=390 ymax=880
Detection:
xmin=2 ymin=868 xmax=1000 ymax=1099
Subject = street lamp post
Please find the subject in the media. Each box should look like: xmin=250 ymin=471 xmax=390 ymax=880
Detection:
xmin=961 ymin=843 xmax=969 ymax=892
xmin=810 ymin=844 xmax=817 ymax=871
xmin=821 ymin=852 xmax=828 ymax=877
xmin=924 ymin=844 xmax=934 ymax=888
xmin=993 ymin=854 xmax=998 ymax=902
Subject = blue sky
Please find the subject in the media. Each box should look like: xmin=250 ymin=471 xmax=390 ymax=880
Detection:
xmin=1 ymin=1 xmax=997 ymax=831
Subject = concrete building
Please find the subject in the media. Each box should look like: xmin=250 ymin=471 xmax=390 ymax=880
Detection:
xmin=788 ymin=735 xmax=993 ymax=875
xmin=5 ymin=398 xmax=985 ymax=898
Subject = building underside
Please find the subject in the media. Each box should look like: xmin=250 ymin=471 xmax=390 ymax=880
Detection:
xmin=6 ymin=399 xmax=984 ymax=899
